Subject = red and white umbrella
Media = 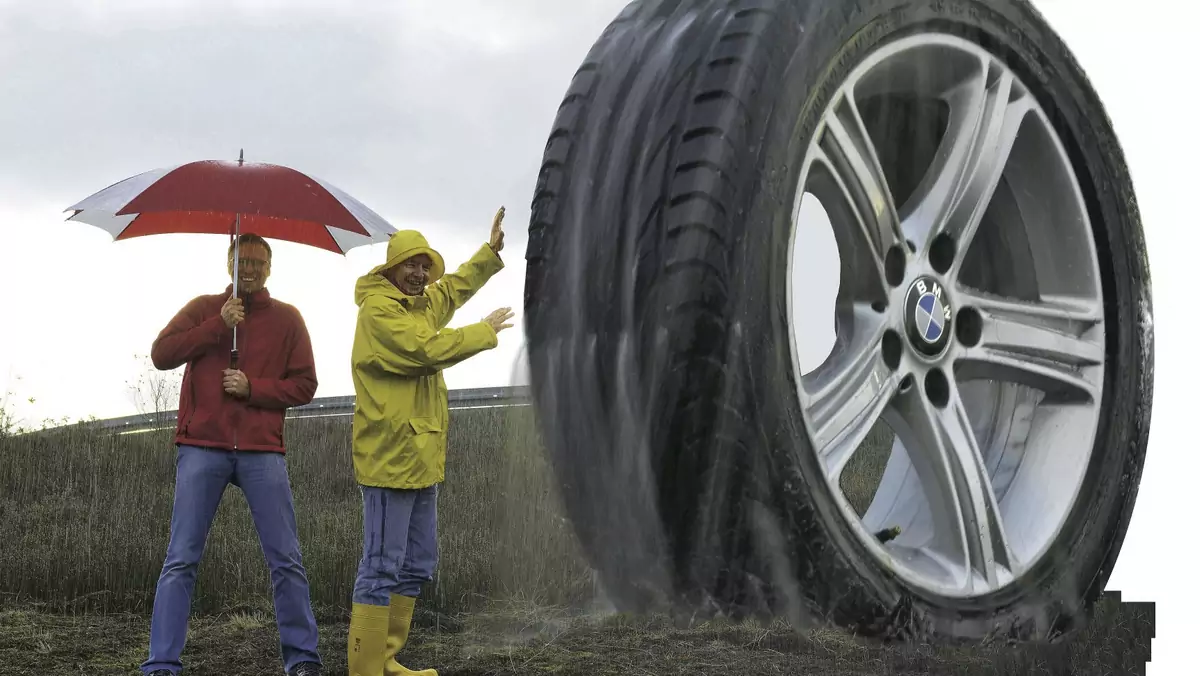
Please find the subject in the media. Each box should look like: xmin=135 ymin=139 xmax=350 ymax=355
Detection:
xmin=64 ymin=150 xmax=397 ymax=366
xmin=65 ymin=150 xmax=395 ymax=255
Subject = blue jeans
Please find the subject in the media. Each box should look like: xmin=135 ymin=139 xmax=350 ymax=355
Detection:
xmin=352 ymin=484 xmax=439 ymax=606
xmin=141 ymin=445 xmax=321 ymax=674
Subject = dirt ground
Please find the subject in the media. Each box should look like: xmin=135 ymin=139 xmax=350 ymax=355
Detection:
xmin=0 ymin=593 xmax=1152 ymax=676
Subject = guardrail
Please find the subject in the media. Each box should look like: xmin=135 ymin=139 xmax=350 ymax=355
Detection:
xmin=84 ymin=385 xmax=533 ymax=434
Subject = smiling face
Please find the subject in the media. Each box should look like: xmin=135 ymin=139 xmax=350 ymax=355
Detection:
xmin=386 ymin=253 xmax=433 ymax=296
xmin=227 ymin=241 xmax=271 ymax=294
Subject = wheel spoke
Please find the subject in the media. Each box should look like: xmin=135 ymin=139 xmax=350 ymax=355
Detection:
xmin=956 ymin=290 xmax=1103 ymax=403
xmin=901 ymin=59 xmax=1033 ymax=266
xmin=815 ymin=92 xmax=904 ymax=276
xmin=803 ymin=307 xmax=897 ymax=478
xmin=886 ymin=379 xmax=1015 ymax=591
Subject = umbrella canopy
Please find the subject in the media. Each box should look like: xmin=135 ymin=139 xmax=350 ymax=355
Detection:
xmin=64 ymin=152 xmax=395 ymax=254
xmin=64 ymin=151 xmax=398 ymax=368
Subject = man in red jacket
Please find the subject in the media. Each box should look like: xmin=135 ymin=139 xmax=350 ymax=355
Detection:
xmin=140 ymin=233 xmax=323 ymax=676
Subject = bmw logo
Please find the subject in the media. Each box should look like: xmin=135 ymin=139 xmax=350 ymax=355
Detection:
xmin=905 ymin=277 xmax=953 ymax=356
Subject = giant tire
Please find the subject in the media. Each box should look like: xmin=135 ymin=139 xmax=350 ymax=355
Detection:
xmin=523 ymin=0 xmax=1153 ymax=643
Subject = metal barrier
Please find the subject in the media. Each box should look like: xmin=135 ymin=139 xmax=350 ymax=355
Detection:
xmin=84 ymin=385 xmax=533 ymax=434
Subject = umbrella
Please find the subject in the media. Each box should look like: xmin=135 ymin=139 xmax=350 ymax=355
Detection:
xmin=65 ymin=149 xmax=396 ymax=367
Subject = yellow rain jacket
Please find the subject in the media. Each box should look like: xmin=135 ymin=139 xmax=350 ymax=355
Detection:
xmin=350 ymin=230 xmax=505 ymax=489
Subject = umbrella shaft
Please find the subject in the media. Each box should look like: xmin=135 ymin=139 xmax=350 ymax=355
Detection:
xmin=232 ymin=212 xmax=241 ymax=297
xmin=231 ymin=213 xmax=241 ymax=366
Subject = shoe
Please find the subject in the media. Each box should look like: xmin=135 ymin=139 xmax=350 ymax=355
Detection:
xmin=348 ymin=602 xmax=391 ymax=676
xmin=384 ymin=595 xmax=438 ymax=676
xmin=288 ymin=661 xmax=322 ymax=676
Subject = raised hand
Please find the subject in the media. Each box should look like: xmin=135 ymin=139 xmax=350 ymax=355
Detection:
xmin=483 ymin=307 xmax=515 ymax=333
xmin=489 ymin=206 xmax=505 ymax=253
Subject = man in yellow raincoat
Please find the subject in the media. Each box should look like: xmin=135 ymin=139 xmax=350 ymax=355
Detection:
xmin=346 ymin=207 xmax=514 ymax=676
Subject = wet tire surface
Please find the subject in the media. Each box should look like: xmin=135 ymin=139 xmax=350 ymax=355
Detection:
xmin=523 ymin=0 xmax=1153 ymax=644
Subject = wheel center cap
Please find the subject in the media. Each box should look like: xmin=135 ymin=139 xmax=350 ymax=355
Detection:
xmin=904 ymin=276 xmax=953 ymax=356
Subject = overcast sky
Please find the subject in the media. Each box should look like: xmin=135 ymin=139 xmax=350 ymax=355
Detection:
xmin=0 ymin=0 xmax=1194 ymax=672
xmin=0 ymin=0 xmax=630 ymax=424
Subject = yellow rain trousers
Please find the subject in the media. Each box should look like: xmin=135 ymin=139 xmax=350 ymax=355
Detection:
xmin=349 ymin=231 xmax=505 ymax=490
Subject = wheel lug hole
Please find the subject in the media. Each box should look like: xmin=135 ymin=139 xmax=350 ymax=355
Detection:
xmin=929 ymin=234 xmax=956 ymax=275
xmin=899 ymin=374 xmax=914 ymax=393
xmin=956 ymin=307 xmax=982 ymax=347
xmin=906 ymin=239 xmax=917 ymax=253
xmin=881 ymin=330 xmax=903 ymax=370
xmin=924 ymin=368 xmax=950 ymax=408
xmin=871 ymin=301 xmax=887 ymax=313
xmin=884 ymin=245 xmax=907 ymax=287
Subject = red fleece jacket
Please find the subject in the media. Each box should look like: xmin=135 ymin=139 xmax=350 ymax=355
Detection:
xmin=150 ymin=284 xmax=318 ymax=453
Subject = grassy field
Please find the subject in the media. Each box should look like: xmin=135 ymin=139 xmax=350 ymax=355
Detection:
xmin=0 ymin=407 xmax=1153 ymax=674
xmin=0 ymin=407 xmax=593 ymax=617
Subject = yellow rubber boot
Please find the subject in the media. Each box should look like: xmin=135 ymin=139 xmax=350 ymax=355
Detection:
xmin=383 ymin=595 xmax=438 ymax=676
xmin=348 ymin=602 xmax=391 ymax=676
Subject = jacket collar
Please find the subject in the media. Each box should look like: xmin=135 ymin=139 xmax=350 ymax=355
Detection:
xmin=224 ymin=284 xmax=272 ymax=308
xmin=397 ymin=292 xmax=430 ymax=311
